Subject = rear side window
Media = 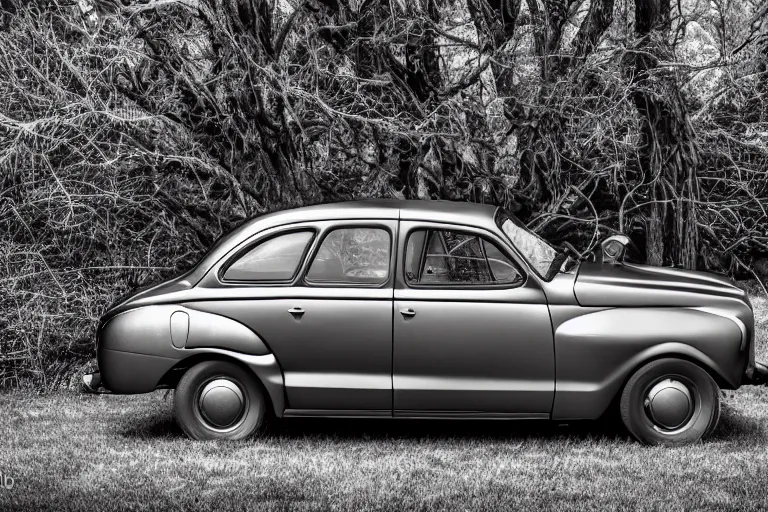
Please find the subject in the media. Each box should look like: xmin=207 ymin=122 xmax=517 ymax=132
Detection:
xmin=405 ymin=229 xmax=522 ymax=286
xmin=223 ymin=231 xmax=313 ymax=282
xmin=306 ymin=227 xmax=391 ymax=284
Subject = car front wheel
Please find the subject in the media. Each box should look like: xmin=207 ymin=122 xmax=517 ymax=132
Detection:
xmin=174 ymin=360 xmax=267 ymax=440
xmin=620 ymin=358 xmax=721 ymax=445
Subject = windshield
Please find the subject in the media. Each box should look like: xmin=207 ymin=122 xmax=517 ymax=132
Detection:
xmin=496 ymin=211 xmax=561 ymax=280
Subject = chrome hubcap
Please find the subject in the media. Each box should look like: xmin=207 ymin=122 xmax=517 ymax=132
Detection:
xmin=644 ymin=379 xmax=693 ymax=430
xmin=197 ymin=379 xmax=245 ymax=430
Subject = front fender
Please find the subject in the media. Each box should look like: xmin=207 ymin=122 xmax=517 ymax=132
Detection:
xmin=551 ymin=307 xmax=747 ymax=420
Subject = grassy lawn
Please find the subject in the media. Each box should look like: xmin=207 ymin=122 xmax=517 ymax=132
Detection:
xmin=2 ymin=288 xmax=768 ymax=511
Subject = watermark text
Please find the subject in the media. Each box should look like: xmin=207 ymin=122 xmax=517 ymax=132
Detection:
xmin=0 ymin=472 xmax=13 ymax=490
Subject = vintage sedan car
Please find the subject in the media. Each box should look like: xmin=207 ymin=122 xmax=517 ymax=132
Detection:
xmin=84 ymin=199 xmax=768 ymax=444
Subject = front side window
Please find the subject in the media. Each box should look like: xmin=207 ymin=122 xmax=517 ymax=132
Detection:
xmin=306 ymin=227 xmax=391 ymax=284
xmin=222 ymin=230 xmax=313 ymax=282
xmin=405 ymin=229 xmax=523 ymax=285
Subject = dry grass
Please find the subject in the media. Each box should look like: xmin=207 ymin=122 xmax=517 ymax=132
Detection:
xmin=2 ymin=390 xmax=768 ymax=511
xmin=0 ymin=287 xmax=767 ymax=511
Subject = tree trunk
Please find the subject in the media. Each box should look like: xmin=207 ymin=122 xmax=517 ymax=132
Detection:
xmin=630 ymin=0 xmax=699 ymax=268
xmin=467 ymin=0 xmax=521 ymax=96
xmin=572 ymin=0 xmax=615 ymax=58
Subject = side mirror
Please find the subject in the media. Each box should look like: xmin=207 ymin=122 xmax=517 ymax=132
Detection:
xmin=601 ymin=235 xmax=630 ymax=265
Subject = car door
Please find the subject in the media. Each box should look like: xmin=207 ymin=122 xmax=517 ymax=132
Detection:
xmin=190 ymin=220 xmax=396 ymax=414
xmin=393 ymin=220 xmax=555 ymax=417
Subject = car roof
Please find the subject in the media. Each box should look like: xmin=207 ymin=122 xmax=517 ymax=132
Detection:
xmin=258 ymin=199 xmax=499 ymax=224
xmin=183 ymin=199 xmax=506 ymax=288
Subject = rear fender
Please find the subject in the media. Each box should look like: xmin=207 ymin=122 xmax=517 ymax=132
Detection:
xmin=99 ymin=305 xmax=270 ymax=357
xmin=97 ymin=305 xmax=286 ymax=416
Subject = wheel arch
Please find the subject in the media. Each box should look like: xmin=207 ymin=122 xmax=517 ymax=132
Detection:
xmin=597 ymin=348 xmax=729 ymax=420
xmin=157 ymin=349 xmax=286 ymax=417
xmin=615 ymin=350 xmax=730 ymax=396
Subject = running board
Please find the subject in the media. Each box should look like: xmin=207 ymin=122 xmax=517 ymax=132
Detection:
xmin=283 ymin=409 xmax=390 ymax=418
xmin=282 ymin=409 xmax=548 ymax=420
xmin=394 ymin=411 xmax=549 ymax=420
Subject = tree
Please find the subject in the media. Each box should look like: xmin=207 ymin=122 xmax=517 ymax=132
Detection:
xmin=627 ymin=0 xmax=700 ymax=268
xmin=3 ymin=0 xmax=768 ymax=387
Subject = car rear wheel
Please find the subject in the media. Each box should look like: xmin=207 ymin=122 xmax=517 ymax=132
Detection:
xmin=174 ymin=360 xmax=267 ymax=440
xmin=620 ymin=358 xmax=720 ymax=446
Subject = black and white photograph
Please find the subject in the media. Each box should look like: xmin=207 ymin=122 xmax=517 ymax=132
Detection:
xmin=2 ymin=0 xmax=768 ymax=510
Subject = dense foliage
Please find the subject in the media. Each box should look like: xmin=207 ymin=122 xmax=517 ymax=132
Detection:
xmin=1 ymin=0 xmax=767 ymax=386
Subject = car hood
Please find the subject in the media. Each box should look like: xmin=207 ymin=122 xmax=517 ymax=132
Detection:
xmin=574 ymin=262 xmax=748 ymax=307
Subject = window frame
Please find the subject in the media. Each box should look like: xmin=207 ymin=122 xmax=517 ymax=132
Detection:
xmin=217 ymin=228 xmax=317 ymax=285
xmin=302 ymin=224 xmax=395 ymax=288
xmin=403 ymin=225 xmax=526 ymax=290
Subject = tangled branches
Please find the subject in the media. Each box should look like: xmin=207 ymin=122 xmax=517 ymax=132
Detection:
xmin=1 ymin=0 xmax=768 ymax=387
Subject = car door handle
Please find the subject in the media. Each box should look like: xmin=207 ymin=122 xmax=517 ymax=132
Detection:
xmin=287 ymin=307 xmax=305 ymax=317
xmin=399 ymin=308 xmax=416 ymax=318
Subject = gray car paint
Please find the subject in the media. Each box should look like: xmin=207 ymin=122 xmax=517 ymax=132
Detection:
xmin=393 ymin=220 xmax=554 ymax=416
xmin=99 ymin=305 xmax=270 ymax=357
xmin=550 ymin=307 xmax=744 ymax=419
xmin=187 ymin=291 xmax=394 ymax=411
xmin=94 ymin=199 xmax=755 ymax=420
xmin=575 ymin=261 xmax=749 ymax=305
xmin=184 ymin=218 xmax=398 ymax=411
